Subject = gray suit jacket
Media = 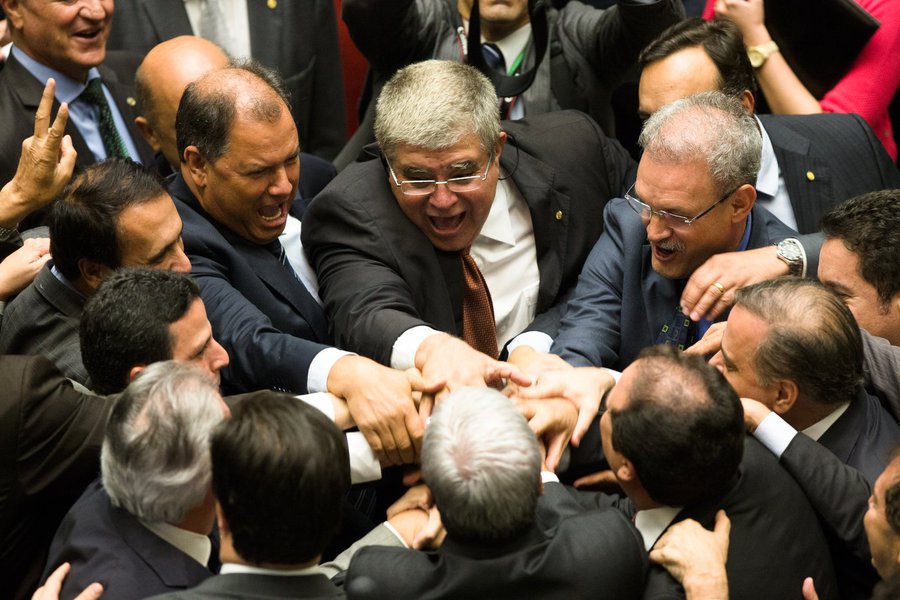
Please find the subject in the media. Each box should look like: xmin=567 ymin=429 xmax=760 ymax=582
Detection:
xmin=146 ymin=571 xmax=345 ymax=599
xmin=0 ymin=265 xmax=88 ymax=386
xmin=550 ymin=200 xmax=796 ymax=370
xmin=106 ymin=0 xmax=346 ymax=160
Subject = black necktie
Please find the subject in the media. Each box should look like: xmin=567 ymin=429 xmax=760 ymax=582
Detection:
xmin=481 ymin=43 xmax=506 ymax=74
xmin=655 ymin=306 xmax=697 ymax=351
xmin=79 ymin=78 xmax=129 ymax=159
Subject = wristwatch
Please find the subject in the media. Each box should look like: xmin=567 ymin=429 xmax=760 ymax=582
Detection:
xmin=776 ymin=238 xmax=805 ymax=277
xmin=747 ymin=41 xmax=779 ymax=69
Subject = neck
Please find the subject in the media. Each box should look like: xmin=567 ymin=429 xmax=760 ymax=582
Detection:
xmin=784 ymin=396 xmax=844 ymax=432
xmin=220 ymin=535 xmax=320 ymax=570
xmin=459 ymin=1 xmax=529 ymax=42
xmin=174 ymin=491 xmax=217 ymax=535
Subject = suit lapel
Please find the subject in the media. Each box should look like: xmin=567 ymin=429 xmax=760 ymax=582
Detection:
xmin=98 ymin=63 xmax=156 ymax=166
xmin=640 ymin=245 xmax=682 ymax=344
xmin=817 ymin=388 xmax=865 ymax=464
xmin=139 ymin=0 xmax=193 ymax=39
xmin=248 ymin=0 xmax=284 ymax=68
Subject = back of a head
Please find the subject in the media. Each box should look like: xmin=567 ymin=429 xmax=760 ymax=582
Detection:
xmin=374 ymin=60 xmax=501 ymax=161
xmin=822 ymin=190 xmax=900 ymax=307
xmin=422 ymin=387 xmax=542 ymax=542
xmin=175 ymin=58 xmax=291 ymax=164
xmin=211 ymin=391 xmax=350 ymax=565
xmin=735 ymin=277 xmax=863 ymax=405
xmin=49 ymin=159 xmax=166 ymax=281
xmin=640 ymin=18 xmax=757 ymax=99
xmin=639 ymin=91 xmax=760 ymax=194
xmin=81 ymin=267 xmax=199 ymax=395
xmin=611 ymin=346 xmax=745 ymax=507
xmin=101 ymin=361 xmax=224 ymax=523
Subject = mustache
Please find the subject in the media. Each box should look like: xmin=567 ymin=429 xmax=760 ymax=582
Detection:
xmin=653 ymin=238 xmax=685 ymax=253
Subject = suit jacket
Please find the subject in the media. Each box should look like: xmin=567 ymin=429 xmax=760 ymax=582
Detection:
xmin=550 ymin=200 xmax=796 ymax=370
xmin=556 ymin=438 xmax=840 ymax=600
xmin=303 ymin=110 xmax=635 ymax=364
xmin=0 ymin=264 xmax=89 ymax=386
xmin=106 ymin=0 xmax=346 ymax=160
xmin=168 ymin=174 xmax=332 ymax=395
xmin=42 ymin=480 xmax=213 ymax=600
xmin=146 ymin=571 xmax=345 ymax=599
xmin=0 ymin=356 xmax=109 ymax=600
xmin=0 ymin=52 xmax=155 ymax=189
xmin=861 ymin=329 xmax=900 ymax=421
xmin=344 ymin=482 xmax=647 ymax=600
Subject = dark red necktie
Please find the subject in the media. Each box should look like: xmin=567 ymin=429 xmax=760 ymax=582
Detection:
xmin=461 ymin=248 xmax=498 ymax=358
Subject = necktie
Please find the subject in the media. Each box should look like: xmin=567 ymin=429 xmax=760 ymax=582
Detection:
xmin=197 ymin=0 xmax=236 ymax=56
xmin=79 ymin=78 xmax=129 ymax=159
xmin=461 ymin=248 xmax=498 ymax=358
xmin=481 ymin=43 xmax=507 ymax=75
xmin=655 ymin=305 xmax=697 ymax=351
xmin=264 ymin=239 xmax=330 ymax=342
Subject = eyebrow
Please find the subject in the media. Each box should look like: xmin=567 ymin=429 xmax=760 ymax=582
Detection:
xmin=190 ymin=335 xmax=213 ymax=361
xmin=720 ymin=343 xmax=737 ymax=372
xmin=822 ymin=280 xmax=853 ymax=298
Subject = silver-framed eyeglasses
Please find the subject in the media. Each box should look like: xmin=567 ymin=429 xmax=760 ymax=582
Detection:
xmin=624 ymin=183 xmax=737 ymax=228
xmin=385 ymin=154 xmax=494 ymax=196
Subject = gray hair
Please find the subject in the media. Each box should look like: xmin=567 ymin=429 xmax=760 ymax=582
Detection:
xmin=638 ymin=91 xmax=761 ymax=194
xmin=422 ymin=387 xmax=542 ymax=542
xmin=375 ymin=60 xmax=501 ymax=160
xmin=101 ymin=361 xmax=225 ymax=523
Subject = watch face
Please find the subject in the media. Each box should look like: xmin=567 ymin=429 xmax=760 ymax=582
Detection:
xmin=748 ymin=50 xmax=763 ymax=68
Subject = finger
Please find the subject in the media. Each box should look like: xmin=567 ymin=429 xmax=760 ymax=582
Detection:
xmin=47 ymin=101 xmax=69 ymax=148
xmin=73 ymin=583 xmax=104 ymax=600
xmin=34 ymin=78 xmax=56 ymax=138
xmin=573 ymin=469 xmax=617 ymax=489
xmin=515 ymin=379 xmax=568 ymax=400
xmin=571 ymin=405 xmax=597 ymax=447
xmin=403 ymin=408 xmax=425 ymax=462
xmin=485 ymin=362 xmax=532 ymax=388
xmin=402 ymin=466 xmax=423 ymax=488
xmin=59 ymin=133 xmax=77 ymax=173
xmin=802 ymin=577 xmax=819 ymax=600
xmin=713 ymin=510 xmax=731 ymax=555
xmin=413 ymin=506 xmax=444 ymax=550
xmin=406 ymin=368 xmax=445 ymax=394
xmin=359 ymin=424 xmax=387 ymax=466
xmin=36 ymin=562 xmax=70 ymax=599
xmin=704 ymin=288 xmax=736 ymax=322
xmin=383 ymin=425 xmax=407 ymax=466
xmin=34 ymin=253 xmax=52 ymax=268
xmin=686 ymin=285 xmax=724 ymax=322
xmin=544 ymin=430 xmax=570 ymax=472
xmin=684 ymin=330 xmax=722 ymax=356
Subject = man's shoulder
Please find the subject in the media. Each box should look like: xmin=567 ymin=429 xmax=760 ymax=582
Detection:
xmin=759 ymin=112 xmax=877 ymax=151
xmin=146 ymin=572 xmax=346 ymax=600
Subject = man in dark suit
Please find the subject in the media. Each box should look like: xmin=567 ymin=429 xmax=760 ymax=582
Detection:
xmin=636 ymin=18 xmax=900 ymax=324
xmin=148 ymin=392 xmax=350 ymax=600
xmin=106 ymin=0 xmax=346 ymax=160
xmin=549 ymin=91 xmax=795 ymax=371
xmin=304 ymin=60 xmax=633 ymax=416
xmin=344 ymin=387 xmax=647 ymax=600
xmin=0 ymin=0 xmax=154 ymax=188
xmin=42 ymin=362 xmax=227 ymax=599
xmin=0 ymin=159 xmax=191 ymax=388
xmin=172 ymin=60 xmax=435 ymax=467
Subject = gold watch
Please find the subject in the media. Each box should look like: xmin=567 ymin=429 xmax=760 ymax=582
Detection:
xmin=747 ymin=41 xmax=779 ymax=68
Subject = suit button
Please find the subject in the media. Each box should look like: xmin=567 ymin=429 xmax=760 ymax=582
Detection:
xmin=555 ymin=210 xmax=563 ymax=221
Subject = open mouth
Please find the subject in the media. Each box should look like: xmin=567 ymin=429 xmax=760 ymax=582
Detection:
xmin=73 ymin=28 xmax=103 ymax=42
xmin=652 ymin=240 xmax=683 ymax=261
xmin=258 ymin=203 xmax=287 ymax=222
xmin=429 ymin=213 xmax=465 ymax=233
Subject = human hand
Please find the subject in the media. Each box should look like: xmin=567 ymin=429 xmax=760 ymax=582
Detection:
xmin=387 ymin=504 xmax=446 ymax=550
xmin=33 ymin=563 xmax=103 ymax=600
xmin=3 ymin=79 xmax=77 ymax=227
xmin=0 ymin=237 xmax=51 ymax=298
xmin=329 ymin=356 xmax=440 ymax=466
xmin=516 ymin=398 xmax=577 ymax=471
xmin=681 ymin=246 xmax=789 ymax=323
xmin=415 ymin=334 xmax=531 ymax=401
xmin=506 ymin=345 xmax=572 ymax=378
xmin=573 ymin=469 xmax=620 ymax=492
xmin=739 ymin=397 xmax=771 ymax=433
xmin=685 ymin=321 xmax=726 ymax=357
xmin=715 ymin=0 xmax=769 ymax=45
xmin=650 ymin=510 xmax=731 ymax=599
xmin=513 ymin=367 xmax=615 ymax=446
xmin=387 ymin=484 xmax=433 ymax=519
xmin=802 ymin=577 xmax=819 ymax=600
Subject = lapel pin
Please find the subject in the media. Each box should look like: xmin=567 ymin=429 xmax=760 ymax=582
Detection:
xmin=806 ymin=170 xmax=815 ymax=182
xmin=555 ymin=210 xmax=563 ymax=221
xmin=126 ymin=96 xmax=137 ymax=107
xmin=267 ymin=0 xmax=277 ymax=8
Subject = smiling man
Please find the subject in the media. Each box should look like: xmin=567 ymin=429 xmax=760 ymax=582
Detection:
xmin=0 ymin=0 xmax=154 ymax=187
xmin=303 ymin=59 xmax=634 ymax=395
xmin=549 ymin=91 xmax=795 ymax=371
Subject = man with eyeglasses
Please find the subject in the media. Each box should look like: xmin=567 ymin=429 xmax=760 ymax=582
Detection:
xmin=548 ymin=91 xmax=796 ymax=373
xmin=303 ymin=60 xmax=634 ymax=419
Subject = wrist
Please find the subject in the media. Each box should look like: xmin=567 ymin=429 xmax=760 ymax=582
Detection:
xmin=683 ymin=571 xmax=729 ymax=600
xmin=414 ymin=332 xmax=454 ymax=371
xmin=743 ymin=26 xmax=772 ymax=47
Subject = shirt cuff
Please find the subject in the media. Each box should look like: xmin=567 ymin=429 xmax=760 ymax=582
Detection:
xmin=390 ymin=325 xmax=442 ymax=370
xmin=790 ymin=237 xmax=808 ymax=278
xmin=382 ymin=521 xmax=411 ymax=548
xmin=308 ymin=347 xmax=354 ymax=394
xmin=602 ymin=367 xmax=622 ymax=384
xmin=753 ymin=411 xmax=797 ymax=459
xmin=296 ymin=392 xmax=336 ymax=421
xmin=346 ymin=432 xmax=382 ymax=484
xmin=541 ymin=471 xmax=560 ymax=484
xmin=507 ymin=331 xmax=553 ymax=354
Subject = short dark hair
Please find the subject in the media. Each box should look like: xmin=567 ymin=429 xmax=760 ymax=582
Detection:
xmin=821 ymin=190 xmax=900 ymax=306
xmin=49 ymin=159 xmax=166 ymax=281
xmin=610 ymin=345 xmax=745 ymax=507
xmin=211 ymin=392 xmax=350 ymax=564
xmin=80 ymin=268 xmax=200 ymax=394
xmin=735 ymin=278 xmax=863 ymax=405
xmin=886 ymin=448 xmax=900 ymax=535
xmin=175 ymin=58 xmax=291 ymax=163
xmin=639 ymin=18 xmax=757 ymax=99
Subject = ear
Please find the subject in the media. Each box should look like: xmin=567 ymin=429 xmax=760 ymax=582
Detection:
xmin=215 ymin=502 xmax=230 ymax=537
xmin=134 ymin=116 xmax=162 ymax=153
xmin=128 ymin=364 xmax=146 ymax=383
xmin=494 ymin=131 xmax=508 ymax=162
xmin=771 ymin=379 xmax=799 ymax=415
xmin=729 ymin=183 xmax=755 ymax=223
xmin=183 ymin=145 xmax=210 ymax=189
xmin=740 ymin=90 xmax=756 ymax=114
xmin=76 ymin=258 xmax=110 ymax=292
xmin=2 ymin=0 xmax=25 ymax=31
xmin=616 ymin=457 xmax=638 ymax=484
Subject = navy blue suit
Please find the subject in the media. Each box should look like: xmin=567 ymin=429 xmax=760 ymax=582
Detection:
xmin=550 ymin=199 xmax=796 ymax=370
xmin=168 ymin=174 xmax=331 ymax=395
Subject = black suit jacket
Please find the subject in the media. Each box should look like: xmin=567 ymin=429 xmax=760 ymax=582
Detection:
xmin=42 ymin=480 xmax=213 ymax=600
xmin=0 ymin=52 xmax=155 ymax=188
xmin=169 ymin=174 xmax=332 ymax=395
xmin=106 ymin=0 xmax=346 ymax=160
xmin=0 ymin=356 xmax=109 ymax=600
xmin=344 ymin=482 xmax=647 ymax=600
xmin=303 ymin=110 xmax=635 ymax=364
xmin=146 ymin=571 xmax=345 ymax=599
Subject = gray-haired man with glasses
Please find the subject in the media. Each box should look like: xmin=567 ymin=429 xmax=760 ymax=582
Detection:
xmin=304 ymin=60 xmax=635 ymax=419
xmin=548 ymin=91 xmax=797 ymax=373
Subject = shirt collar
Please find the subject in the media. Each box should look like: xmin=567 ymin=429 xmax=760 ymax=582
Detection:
xmin=220 ymin=563 xmax=325 ymax=577
xmin=141 ymin=520 xmax=212 ymax=567
xmin=11 ymin=45 xmax=101 ymax=103
xmin=634 ymin=505 xmax=682 ymax=551
xmin=802 ymin=401 xmax=852 ymax=441
xmin=755 ymin=116 xmax=779 ymax=199
xmin=476 ymin=170 xmax=517 ymax=246
xmin=736 ymin=211 xmax=753 ymax=253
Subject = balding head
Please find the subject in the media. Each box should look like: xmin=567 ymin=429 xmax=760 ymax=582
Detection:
xmin=134 ymin=36 xmax=229 ymax=169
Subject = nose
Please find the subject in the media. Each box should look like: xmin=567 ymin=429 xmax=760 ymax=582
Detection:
xmin=428 ymin=182 xmax=457 ymax=210
xmin=209 ymin=338 xmax=230 ymax=372
xmin=645 ymin=212 xmax=672 ymax=242
xmin=170 ymin=244 xmax=192 ymax=274
xmin=267 ymin=165 xmax=294 ymax=198
xmin=709 ymin=351 xmax=725 ymax=374
xmin=79 ymin=0 xmax=109 ymax=20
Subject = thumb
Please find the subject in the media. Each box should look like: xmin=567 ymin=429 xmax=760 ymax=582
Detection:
xmin=713 ymin=509 xmax=731 ymax=557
